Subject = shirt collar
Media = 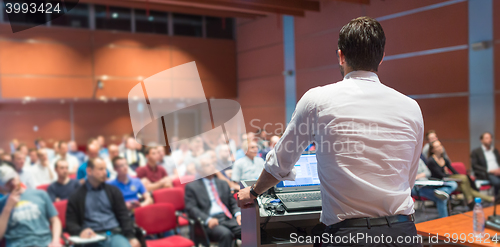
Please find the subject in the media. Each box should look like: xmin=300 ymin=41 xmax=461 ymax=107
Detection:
xmin=343 ymin=70 xmax=380 ymax=83
xmin=482 ymin=144 xmax=492 ymax=152
xmin=85 ymin=179 xmax=104 ymax=191
xmin=115 ymin=176 xmax=131 ymax=185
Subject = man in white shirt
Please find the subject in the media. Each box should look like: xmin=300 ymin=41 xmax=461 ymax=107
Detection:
xmin=471 ymin=132 xmax=500 ymax=195
xmin=12 ymin=151 xmax=36 ymax=189
xmin=231 ymin=141 xmax=264 ymax=183
xmin=52 ymin=141 xmax=79 ymax=175
xmin=121 ymin=137 xmax=146 ymax=170
xmin=30 ymin=149 xmax=56 ymax=187
xmin=238 ymin=17 xmax=423 ymax=246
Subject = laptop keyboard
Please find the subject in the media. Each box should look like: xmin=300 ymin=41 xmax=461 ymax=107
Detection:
xmin=279 ymin=192 xmax=321 ymax=202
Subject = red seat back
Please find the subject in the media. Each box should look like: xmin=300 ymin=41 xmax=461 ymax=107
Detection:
xmin=152 ymin=187 xmax=185 ymax=211
xmin=135 ymin=203 xmax=177 ymax=234
xmin=172 ymin=175 xmax=195 ymax=190
xmin=54 ymin=200 xmax=68 ymax=229
xmin=451 ymin=162 xmax=467 ymax=175
xmin=36 ymin=184 xmax=50 ymax=191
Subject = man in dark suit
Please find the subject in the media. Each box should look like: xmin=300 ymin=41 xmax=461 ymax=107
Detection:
xmin=185 ymin=154 xmax=241 ymax=247
xmin=471 ymin=132 xmax=500 ymax=195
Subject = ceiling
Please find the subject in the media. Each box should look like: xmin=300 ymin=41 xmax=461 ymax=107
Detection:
xmin=78 ymin=0 xmax=370 ymax=19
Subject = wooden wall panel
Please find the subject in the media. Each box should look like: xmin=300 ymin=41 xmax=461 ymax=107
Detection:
xmin=495 ymin=0 xmax=500 ymax=41
xmin=1 ymin=77 xmax=93 ymax=99
xmin=238 ymin=75 xmax=284 ymax=108
xmin=236 ymin=14 xmax=282 ymax=52
xmin=237 ymin=44 xmax=283 ymax=81
xmin=416 ymin=96 xmax=469 ymax=166
xmin=381 ymin=2 xmax=468 ymax=56
xmin=295 ymin=31 xmax=337 ymax=71
xmin=378 ymin=49 xmax=468 ymax=95
xmin=296 ymin=68 xmax=341 ymax=100
xmin=241 ymin=105 xmax=286 ymax=135
xmin=365 ymin=0 xmax=450 ymax=18
xmin=496 ymin=43 xmax=500 ymax=91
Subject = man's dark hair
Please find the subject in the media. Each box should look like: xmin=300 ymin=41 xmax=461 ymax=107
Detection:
xmin=58 ymin=141 xmax=66 ymax=149
xmin=144 ymin=147 xmax=155 ymax=156
xmin=87 ymin=157 xmax=103 ymax=169
xmin=480 ymin=132 xmax=493 ymax=140
xmin=54 ymin=159 xmax=66 ymax=169
xmin=112 ymin=156 xmax=125 ymax=168
xmin=338 ymin=16 xmax=385 ymax=71
xmin=425 ymin=130 xmax=436 ymax=140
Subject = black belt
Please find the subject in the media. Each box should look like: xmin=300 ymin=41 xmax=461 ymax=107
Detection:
xmin=328 ymin=214 xmax=415 ymax=229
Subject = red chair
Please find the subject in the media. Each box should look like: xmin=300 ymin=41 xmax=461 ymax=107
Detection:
xmin=68 ymin=174 xmax=76 ymax=180
xmin=451 ymin=162 xmax=467 ymax=175
xmin=172 ymin=175 xmax=195 ymax=191
xmin=36 ymin=184 xmax=50 ymax=191
xmin=135 ymin=203 xmax=194 ymax=247
xmin=152 ymin=188 xmax=189 ymax=227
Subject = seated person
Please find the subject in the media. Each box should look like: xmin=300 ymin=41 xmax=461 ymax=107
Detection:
xmin=427 ymin=140 xmax=493 ymax=209
xmin=471 ymin=132 xmax=500 ymax=195
xmin=231 ymin=141 xmax=264 ymax=183
xmin=136 ymin=147 xmax=171 ymax=192
xmin=77 ymin=143 xmax=101 ymax=180
xmin=31 ymin=149 xmax=57 ymax=187
xmin=411 ymin=158 xmax=457 ymax=218
xmin=12 ymin=151 xmax=36 ymax=189
xmin=68 ymin=140 xmax=86 ymax=165
xmin=422 ymin=130 xmax=450 ymax=160
xmin=47 ymin=159 xmax=81 ymax=202
xmin=66 ymin=157 xmax=140 ymax=247
xmin=185 ymin=156 xmax=241 ymax=247
xmin=108 ymin=157 xmax=152 ymax=210
xmin=52 ymin=141 xmax=79 ymax=175
xmin=0 ymin=165 xmax=62 ymax=247
xmin=122 ymin=137 xmax=146 ymax=171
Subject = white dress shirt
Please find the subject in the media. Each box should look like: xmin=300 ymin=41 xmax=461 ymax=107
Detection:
xmin=264 ymin=71 xmax=424 ymax=226
xmin=29 ymin=163 xmax=56 ymax=186
xmin=482 ymin=145 xmax=499 ymax=172
xmin=52 ymin=153 xmax=79 ymax=172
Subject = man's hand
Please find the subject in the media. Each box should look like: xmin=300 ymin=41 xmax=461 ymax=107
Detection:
xmin=5 ymin=190 xmax=20 ymax=211
xmin=161 ymin=177 xmax=172 ymax=188
xmin=491 ymin=168 xmax=500 ymax=176
xmin=237 ymin=187 xmax=256 ymax=209
xmin=125 ymin=202 xmax=133 ymax=210
xmin=207 ymin=218 xmax=219 ymax=229
xmin=236 ymin=215 xmax=241 ymax=226
xmin=129 ymin=238 xmax=141 ymax=247
xmin=79 ymin=228 xmax=96 ymax=239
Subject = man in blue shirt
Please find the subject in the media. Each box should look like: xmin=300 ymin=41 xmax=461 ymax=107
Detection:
xmin=0 ymin=165 xmax=62 ymax=247
xmin=108 ymin=157 xmax=152 ymax=210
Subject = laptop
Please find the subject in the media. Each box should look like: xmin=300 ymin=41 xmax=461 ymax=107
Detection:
xmin=275 ymin=154 xmax=322 ymax=212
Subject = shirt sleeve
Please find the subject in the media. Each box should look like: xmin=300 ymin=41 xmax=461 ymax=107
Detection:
xmin=264 ymin=89 xmax=317 ymax=181
xmin=231 ymin=161 xmax=241 ymax=182
xmin=137 ymin=180 xmax=146 ymax=194
xmin=47 ymin=184 xmax=56 ymax=202
xmin=408 ymin=104 xmax=424 ymax=189
xmin=42 ymin=191 xmax=58 ymax=219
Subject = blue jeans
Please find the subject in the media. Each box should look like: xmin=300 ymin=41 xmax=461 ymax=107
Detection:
xmin=412 ymin=181 xmax=458 ymax=218
xmin=81 ymin=234 xmax=131 ymax=247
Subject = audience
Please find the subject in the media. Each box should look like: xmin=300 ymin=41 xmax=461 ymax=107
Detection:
xmin=53 ymin=141 xmax=79 ymax=175
xmin=30 ymin=149 xmax=56 ymax=187
xmin=231 ymin=141 xmax=265 ymax=182
xmin=17 ymin=144 xmax=31 ymax=168
xmin=136 ymin=147 xmax=171 ymax=192
xmin=1 ymin=153 xmax=11 ymax=163
xmin=104 ymin=144 xmax=126 ymax=180
xmin=259 ymin=135 xmax=280 ymax=160
xmin=66 ymin=157 xmax=140 ymax=247
xmin=122 ymin=137 xmax=146 ymax=170
xmin=427 ymin=140 xmax=493 ymax=209
xmin=109 ymin=157 xmax=152 ymax=210
xmin=471 ymin=132 xmax=500 ymax=195
xmin=157 ymin=146 xmax=176 ymax=180
xmin=47 ymin=159 xmax=80 ymax=202
xmin=37 ymin=139 xmax=56 ymax=162
xmin=97 ymin=135 xmax=109 ymax=158
xmin=411 ymin=158 xmax=457 ymax=218
xmin=12 ymin=151 xmax=36 ymax=189
xmin=0 ymin=165 xmax=62 ymax=247
xmin=422 ymin=130 xmax=450 ymax=160
xmin=68 ymin=140 xmax=86 ymax=165
xmin=26 ymin=148 xmax=39 ymax=167
xmin=185 ymin=156 xmax=241 ymax=247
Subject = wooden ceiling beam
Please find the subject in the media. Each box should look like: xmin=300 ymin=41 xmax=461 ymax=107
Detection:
xmin=153 ymin=0 xmax=320 ymax=12
xmin=79 ymin=0 xmax=266 ymax=18
xmin=334 ymin=0 xmax=370 ymax=5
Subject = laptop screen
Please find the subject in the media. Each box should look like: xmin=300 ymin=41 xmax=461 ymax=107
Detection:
xmin=276 ymin=154 xmax=320 ymax=188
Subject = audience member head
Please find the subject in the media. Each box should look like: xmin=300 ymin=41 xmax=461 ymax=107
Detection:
xmin=269 ymin=135 xmax=280 ymax=148
xmin=258 ymin=128 xmax=268 ymax=140
xmin=17 ymin=144 xmax=28 ymax=156
xmin=87 ymin=138 xmax=98 ymax=146
xmin=178 ymin=140 xmax=190 ymax=152
xmin=125 ymin=137 xmax=136 ymax=150
xmin=0 ymin=165 xmax=21 ymax=192
xmin=240 ymin=133 xmax=247 ymax=144
xmin=428 ymin=140 xmax=444 ymax=158
xmin=156 ymin=146 xmax=166 ymax=160
xmin=205 ymin=150 xmax=217 ymax=165
xmin=108 ymin=144 xmax=119 ymax=159
xmin=426 ymin=130 xmax=438 ymax=143
xmin=68 ymin=140 xmax=78 ymax=152
xmin=245 ymin=141 xmax=259 ymax=159
xmin=58 ymin=141 xmax=69 ymax=156
xmin=87 ymin=143 xmax=100 ymax=160
xmin=218 ymin=144 xmax=231 ymax=162
xmin=97 ymin=135 xmax=105 ymax=148
xmin=0 ymin=148 xmax=4 ymax=156
xmin=86 ymin=157 xmax=107 ymax=185
xmin=10 ymin=139 xmax=19 ymax=150
xmin=338 ymin=16 xmax=385 ymax=76
xmin=12 ymin=151 xmax=25 ymax=172
xmin=481 ymin=132 xmax=494 ymax=149
xmin=190 ymin=137 xmax=204 ymax=154
xmin=145 ymin=147 xmax=159 ymax=167
xmin=37 ymin=139 xmax=47 ymax=149
xmin=196 ymin=155 xmax=216 ymax=178
xmin=112 ymin=156 xmax=128 ymax=178
xmin=37 ymin=149 xmax=48 ymax=163
xmin=53 ymin=140 xmax=60 ymax=153
xmin=28 ymin=149 xmax=38 ymax=164
xmin=54 ymin=159 xmax=69 ymax=181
